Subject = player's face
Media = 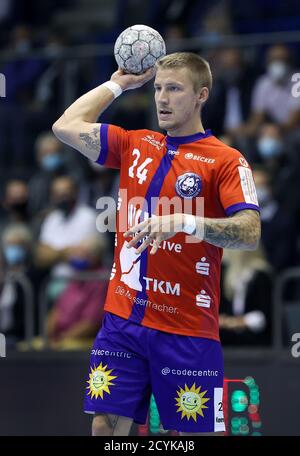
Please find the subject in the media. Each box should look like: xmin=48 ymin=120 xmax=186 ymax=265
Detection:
xmin=154 ymin=67 xmax=203 ymax=136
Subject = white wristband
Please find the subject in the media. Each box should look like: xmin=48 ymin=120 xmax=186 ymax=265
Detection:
xmin=183 ymin=214 xmax=196 ymax=235
xmin=102 ymin=81 xmax=123 ymax=99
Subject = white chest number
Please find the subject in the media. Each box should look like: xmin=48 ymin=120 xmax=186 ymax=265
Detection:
xmin=128 ymin=148 xmax=153 ymax=184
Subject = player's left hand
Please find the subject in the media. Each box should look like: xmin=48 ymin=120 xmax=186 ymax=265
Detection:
xmin=123 ymin=213 xmax=185 ymax=255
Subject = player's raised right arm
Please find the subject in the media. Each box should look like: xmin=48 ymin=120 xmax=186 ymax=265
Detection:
xmin=52 ymin=68 xmax=155 ymax=161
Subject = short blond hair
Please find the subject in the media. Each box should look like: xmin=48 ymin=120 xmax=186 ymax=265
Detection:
xmin=156 ymin=52 xmax=213 ymax=92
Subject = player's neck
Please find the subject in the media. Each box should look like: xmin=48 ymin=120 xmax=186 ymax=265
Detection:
xmin=167 ymin=120 xmax=205 ymax=138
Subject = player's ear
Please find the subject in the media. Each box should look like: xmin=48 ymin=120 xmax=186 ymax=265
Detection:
xmin=198 ymin=87 xmax=209 ymax=105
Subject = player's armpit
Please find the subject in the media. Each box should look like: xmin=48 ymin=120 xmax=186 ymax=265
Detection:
xmin=201 ymin=209 xmax=261 ymax=250
xmin=52 ymin=119 xmax=101 ymax=161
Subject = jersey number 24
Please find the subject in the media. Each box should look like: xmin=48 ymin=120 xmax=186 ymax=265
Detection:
xmin=128 ymin=148 xmax=153 ymax=184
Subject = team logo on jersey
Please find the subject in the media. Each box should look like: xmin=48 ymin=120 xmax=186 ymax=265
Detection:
xmin=141 ymin=134 xmax=164 ymax=150
xmin=185 ymin=152 xmax=215 ymax=163
xmin=239 ymin=157 xmax=249 ymax=167
xmin=168 ymin=149 xmax=179 ymax=156
xmin=195 ymin=258 xmax=210 ymax=276
xmin=196 ymin=290 xmax=211 ymax=308
xmin=86 ymin=362 xmax=117 ymax=399
xmin=175 ymin=383 xmax=210 ymax=422
xmin=175 ymin=173 xmax=202 ymax=199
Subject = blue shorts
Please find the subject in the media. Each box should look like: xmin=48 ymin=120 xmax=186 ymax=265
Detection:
xmin=84 ymin=312 xmax=225 ymax=433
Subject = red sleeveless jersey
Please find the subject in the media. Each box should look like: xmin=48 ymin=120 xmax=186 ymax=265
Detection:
xmin=96 ymin=124 xmax=259 ymax=341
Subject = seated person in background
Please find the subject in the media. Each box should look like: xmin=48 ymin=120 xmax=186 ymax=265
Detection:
xmin=46 ymin=236 xmax=109 ymax=350
xmin=35 ymin=175 xmax=98 ymax=299
xmin=255 ymin=123 xmax=283 ymax=168
xmin=0 ymin=180 xmax=30 ymax=235
xmin=0 ymin=24 xmax=46 ymax=168
xmin=244 ymin=44 xmax=300 ymax=136
xmin=219 ymin=246 xmax=273 ymax=346
xmin=28 ymin=131 xmax=81 ymax=217
xmin=0 ymin=224 xmax=35 ymax=346
xmin=253 ymin=166 xmax=298 ymax=271
xmin=84 ymin=160 xmax=119 ymax=258
xmin=202 ymin=48 xmax=256 ymax=137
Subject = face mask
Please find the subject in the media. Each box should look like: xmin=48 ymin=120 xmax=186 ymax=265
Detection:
xmin=41 ymin=154 xmax=64 ymax=172
xmin=258 ymin=137 xmax=281 ymax=159
xmin=256 ymin=186 xmax=271 ymax=205
xmin=69 ymin=258 xmax=90 ymax=271
xmin=3 ymin=245 xmax=26 ymax=265
xmin=55 ymin=199 xmax=75 ymax=215
xmin=268 ymin=61 xmax=289 ymax=81
xmin=8 ymin=201 xmax=28 ymax=216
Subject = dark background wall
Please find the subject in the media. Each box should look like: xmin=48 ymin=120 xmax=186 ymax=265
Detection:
xmin=0 ymin=350 xmax=299 ymax=436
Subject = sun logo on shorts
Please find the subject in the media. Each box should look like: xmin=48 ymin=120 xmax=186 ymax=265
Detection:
xmin=87 ymin=362 xmax=117 ymax=399
xmin=175 ymin=383 xmax=210 ymax=422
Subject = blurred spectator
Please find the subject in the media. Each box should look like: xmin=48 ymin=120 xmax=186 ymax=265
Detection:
xmin=220 ymin=246 xmax=273 ymax=346
xmin=254 ymin=122 xmax=287 ymax=178
xmin=6 ymin=23 xmax=33 ymax=54
xmin=0 ymin=224 xmax=35 ymax=346
xmin=110 ymin=91 xmax=149 ymax=130
xmin=1 ymin=1 xmax=71 ymax=28
xmin=85 ymin=161 xmax=119 ymax=207
xmin=0 ymin=0 xmax=13 ymax=46
xmin=268 ymin=129 xmax=300 ymax=224
xmin=28 ymin=131 xmax=75 ymax=216
xmin=80 ymin=160 xmax=119 ymax=258
xmin=0 ymin=180 xmax=30 ymax=235
xmin=33 ymin=30 xmax=69 ymax=113
xmin=245 ymin=44 xmax=300 ymax=135
xmin=253 ymin=166 xmax=298 ymax=271
xmin=46 ymin=236 xmax=109 ymax=350
xmin=165 ymin=23 xmax=186 ymax=41
xmin=0 ymin=0 xmax=12 ymax=23
xmin=0 ymin=24 xmax=46 ymax=167
xmin=2 ymin=224 xmax=32 ymax=272
xmin=164 ymin=23 xmax=186 ymax=52
xmin=197 ymin=2 xmax=232 ymax=44
xmin=203 ymin=48 xmax=257 ymax=137
xmin=35 ymin=175 xmax=98 ymax=281
xmin=256 ymin=123 xmax=283 ymax=164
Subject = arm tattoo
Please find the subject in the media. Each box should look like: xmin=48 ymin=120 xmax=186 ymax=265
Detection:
xmin=200 ymin=210 xmax=261 ymax=250
xmin=79 ymin=128 xmax=100 ymax=151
